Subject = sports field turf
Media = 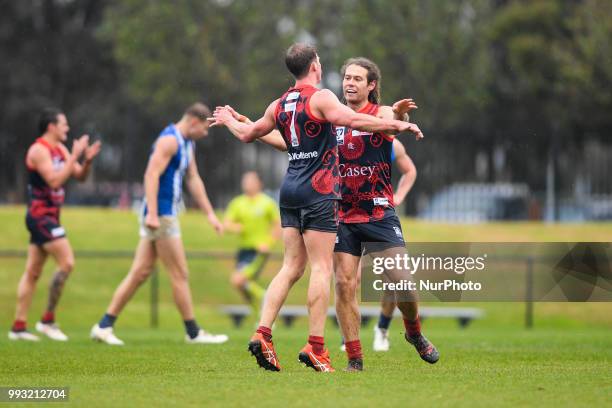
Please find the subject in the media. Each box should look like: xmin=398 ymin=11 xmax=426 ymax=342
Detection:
xmin=0 ymin=207 xmax=611 ymax=407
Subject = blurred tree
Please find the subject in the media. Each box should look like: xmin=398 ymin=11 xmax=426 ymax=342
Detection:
xmin=101 ymin=0 xmax=301 ymax=204
xmin=0 ymin=0 xmax=119 ymax=199
xmin=488 ymin=0 xmax=612 ymax=218
xmin=1 ymin=0 xmax=610 ymax=212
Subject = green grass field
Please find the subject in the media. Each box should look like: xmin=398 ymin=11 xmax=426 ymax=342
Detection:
xmin=0 ymin=207 xmax=611 ymax=407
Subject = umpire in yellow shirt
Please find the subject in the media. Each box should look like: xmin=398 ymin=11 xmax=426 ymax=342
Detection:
xmin=224 ymin=171 xmax=281 ymax=313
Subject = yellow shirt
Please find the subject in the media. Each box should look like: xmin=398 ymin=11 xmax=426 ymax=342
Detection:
xmin=225 ymin=193 xmax=279 ymax=249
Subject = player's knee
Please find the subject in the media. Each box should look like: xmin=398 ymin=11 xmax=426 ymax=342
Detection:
xmin=284 ymin=252 xmax=307 ymax=272
xmin=230 ymin=273 xmax=246 ymax=289
xmin=335 ymin=274 xmax=357 ymax=299
xmin=60 ymin=258 xmax=75 ymax=274
xmin=133 ymin=268 xmax=152 ymax=285
xmin=310 ymin=262 xmax=333 ymax=279
xmin=171 ymin=268 xmax=189 ymax=282
xmin=286 ymin=265 xmax=306 ymax=284
xmin=25 ymin=266 xmax=43 ymax=282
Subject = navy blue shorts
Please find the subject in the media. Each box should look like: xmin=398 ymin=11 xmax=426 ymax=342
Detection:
xmin=236 ymin=249 xmax=258 ymax=269
xmin=280 ymin=199 xmax=338 ymax=234
xmin=235 ymin=249 xmax=269 ymax=279
xmin=26 ymin=213 xmax=66 ymax=246
xmin=334 ymin=215 xmax=405 ymax=257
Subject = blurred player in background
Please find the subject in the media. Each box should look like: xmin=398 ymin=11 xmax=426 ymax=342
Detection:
xmin=373 ymin=137 xmax=417 ymax=351
xmin=224 ymin=171 xmax=281 ymax=315
xmin=9 ymin=108 xmax=101 ymax=342
xmin=211 ymin=43 xmax=422 ymax=372
xmin=91 ymin=103 xmax=228 ymax=346
xmin=333 ymin=57 xmax=438 ymax=370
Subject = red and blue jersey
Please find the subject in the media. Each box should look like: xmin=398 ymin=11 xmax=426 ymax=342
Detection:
xmin=26 ymin=137 xmax=66 ymax=221
xmin=274 ymin=85 xmax=340 ymax=208
xmin=336 ymin=102 xmax=396 ymax=223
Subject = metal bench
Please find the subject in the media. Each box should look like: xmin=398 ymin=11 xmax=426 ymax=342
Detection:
xmin=219 ymin=304 xmax=484 ymax=328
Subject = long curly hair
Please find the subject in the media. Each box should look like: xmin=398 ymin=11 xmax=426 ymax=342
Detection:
xmin=340 ymin=57 xmax=381 ymax=104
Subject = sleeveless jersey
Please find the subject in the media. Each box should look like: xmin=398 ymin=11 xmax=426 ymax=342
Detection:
xmin=143 ymin=124 xmax=194 ymax=216
xmin=274 ymin=85 xmax=340 ymax=208
xmin=336 ymin=102 xmax=396 ymax=223
xmin=26 ymin=137 xmax=66 ymax=221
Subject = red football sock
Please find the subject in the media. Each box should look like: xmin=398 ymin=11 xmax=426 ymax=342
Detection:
xmin=41 ymin=311 xmax=55 ymax=323
xmin=308 ymin=335 xmax=325 ymax=354
xmin=257 ymin=325 xmax=272 ymax=342
xmin=345 ymin=339 xmax=363 ymax=360
xmin=12 ymin=320 xmax=26 ymax=332
xmin=403 ymin=316 xmax=421 ymax=337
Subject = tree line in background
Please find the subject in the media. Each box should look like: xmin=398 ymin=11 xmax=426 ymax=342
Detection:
xmin=1 ymin=0 xmax=611 ymax=214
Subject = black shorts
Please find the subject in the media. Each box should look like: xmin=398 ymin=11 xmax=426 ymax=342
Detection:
xmin=235 ymin=249 xmax=269 ymax=279
xmin=26 ymin=213 xmax=66 ymax=246
xmin=334 ymin=215 xmax=405 ymax=256
xmin=236 ymin=249 xmax=258 ymax=269
xmin=280 ymin=199 xmax=339 ymax=234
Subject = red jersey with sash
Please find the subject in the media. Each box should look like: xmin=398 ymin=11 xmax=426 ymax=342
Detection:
xmin=274 ymin=85 xmax=340 ymax=208
xmin=26 ymin=137 xmax=66 ymax=222
xmin=337 ymin=102 xmax=396 ymax=223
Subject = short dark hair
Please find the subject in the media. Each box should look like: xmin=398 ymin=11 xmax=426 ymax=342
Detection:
xmin=341 ymin=57 xmax=382 ymax=104
xmin=184 ymin=102 xmax=211 ymax=121
xmin=38 ymin=107 xmax=63 ymax=134
xmin=285 ymin=43 xmax=318 ymax=79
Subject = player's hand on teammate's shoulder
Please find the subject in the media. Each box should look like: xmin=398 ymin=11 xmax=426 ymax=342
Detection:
xmin=145 ymin=213 xmax=160 ymax=230
xmin=208 ymin=212 xmax=224 ymax=235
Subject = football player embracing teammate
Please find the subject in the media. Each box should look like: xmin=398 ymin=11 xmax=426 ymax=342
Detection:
xmin=334 ymin=58 xmax=439 ymax=371
xmin=211 ymin=43 xmax=422 ymax=372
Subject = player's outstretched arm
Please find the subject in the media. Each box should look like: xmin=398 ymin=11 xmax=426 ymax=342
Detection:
xmin=311 ymin=89 xmax=424 ymax=139
xmin=28 ymin=136 xmax=87 ymax=189
xmin=143 ymin=137 xmax=177 ymax=229
xmin=210 ymin=100 xmax=278 ymax=143
xmin=185 ymin=156 xmax=223 ymax=235
xmin=221 ymin=106 xmax=287 ymax=152
xmin=392 ymin=138 xmax=417 ymax=206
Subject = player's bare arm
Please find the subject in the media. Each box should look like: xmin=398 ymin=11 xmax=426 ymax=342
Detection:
xmin=311 ymin=89 xmax=424 ymax=138
xmin=221 ymin=105 xmax=287 ymax=152
xmin=392 ymin=139 xmax=417 ymax=206
xmin=210 ymin=100 xmax=278 ymax=143
xmin=185 ymin=157 xmax=223 ymax=235
xmin=143 ymin=137 xmax=177 ymax=229
xmin=27 ymin=137 xmax=86 ymax=189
